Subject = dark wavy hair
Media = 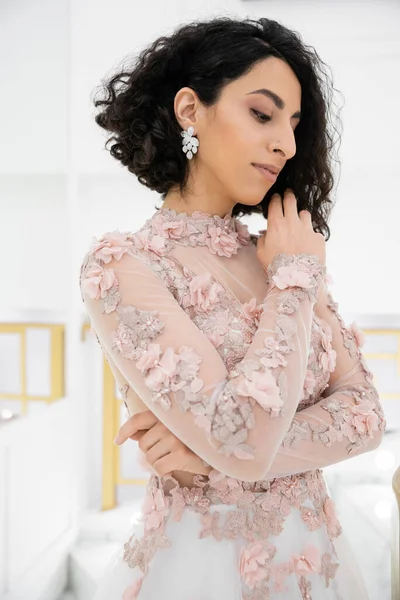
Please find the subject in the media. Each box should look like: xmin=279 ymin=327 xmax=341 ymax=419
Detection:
xmin=93 ymin=16 xmax=343 ymax=240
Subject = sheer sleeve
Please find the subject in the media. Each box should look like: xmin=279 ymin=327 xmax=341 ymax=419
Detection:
xmin=262 ymin=278 xmax=387 ymax=479
xmin=79 ymin=233 xmax=326 ymax=482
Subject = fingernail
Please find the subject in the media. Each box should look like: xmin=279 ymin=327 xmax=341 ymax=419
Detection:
xmin=113 ymin=435 xmax=121 ymax=445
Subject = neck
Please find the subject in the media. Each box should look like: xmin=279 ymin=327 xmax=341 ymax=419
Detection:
xmin=160 ymin=200 xmax=233 ymax=219
xmin=162 ymin=175 xmax=235 ymax=218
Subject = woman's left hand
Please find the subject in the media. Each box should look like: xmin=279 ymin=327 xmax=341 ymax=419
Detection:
xmin=114 ymin=409 xmax=212 ymax=477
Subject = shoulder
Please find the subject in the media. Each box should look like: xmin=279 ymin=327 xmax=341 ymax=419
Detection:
xmin=79 ymin=229 xmax=136 ymax=279
xmin=79 ymin=217 xmax=159 ymax=270
xmin=78 ymin=222 xmax=173 ymax=304
xmin=78 ymin=230 xmax=136 ymax=306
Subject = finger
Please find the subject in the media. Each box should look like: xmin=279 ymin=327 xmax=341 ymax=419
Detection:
xmin=282 ymin=189 xmax=299 ymax=221
xmin=114 ymin=410 xmax=158 ymax=445
xmin=138 ymin=422 xmax=166 ymax=453
xmin=144 ymin=437 xmax=175 ymax=470
xmin=256 ymin=232 xmax=265 ymax=251
xmin=129 ymin=430 xmax=147 ymax=441
xmin=153 ymin=449 xmax=187 ymax=476
xmin=267 ymin=194 xmax=283 ymax=221
xmin=299 ymin=209 xmax=312 ymax=225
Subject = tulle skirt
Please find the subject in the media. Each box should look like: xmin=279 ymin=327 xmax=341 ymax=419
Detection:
xmin=92 ymin=470 xmax=370 ymax=600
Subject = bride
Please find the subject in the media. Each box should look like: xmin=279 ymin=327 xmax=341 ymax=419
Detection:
xmin=80 ymin=14 xmax=386 ymax=599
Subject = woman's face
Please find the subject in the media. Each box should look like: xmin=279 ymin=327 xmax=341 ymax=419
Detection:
xmin=174 ymin=56 xmax=302 ymax=212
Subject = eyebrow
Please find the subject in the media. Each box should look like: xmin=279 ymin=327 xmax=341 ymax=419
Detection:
xmin=246 ymin=88 xmax=302 ymax=120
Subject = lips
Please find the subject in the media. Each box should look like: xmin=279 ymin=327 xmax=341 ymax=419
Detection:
xmin=252 ymin=164 xmax=278 ymax=183
xmin=252 ymin=163 xmax=281 ymax=175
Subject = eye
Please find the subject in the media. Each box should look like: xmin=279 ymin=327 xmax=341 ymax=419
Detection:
xmin=250 ymin=109 xmax=271 ymax=124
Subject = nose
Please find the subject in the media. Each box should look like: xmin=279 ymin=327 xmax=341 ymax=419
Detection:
xmin=269 ymin=129 xmax=297 ymax=160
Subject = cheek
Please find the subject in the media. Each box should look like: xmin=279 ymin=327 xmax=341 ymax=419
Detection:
xmin=212 ymin=122 xmax=250 ymax=173
xmin=201 ymin=112 xmax=257 ymax=183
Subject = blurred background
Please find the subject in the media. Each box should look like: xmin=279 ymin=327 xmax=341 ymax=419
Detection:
xmin=0 ymin=0 xmax=399 ymax=599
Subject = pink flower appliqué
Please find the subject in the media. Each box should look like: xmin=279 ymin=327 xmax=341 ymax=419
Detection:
xmin=319 ymin=327 xmax=337 ymax=373
xmin=272 ymin=264 xmax=314 ymax=290
xmin=257 ymin=336 xmax=289 ymax=369
xmin=303 ymin=369 xmax=316 ymax=397
xmin=89 ymin=231 xmax=132 ymax=263
xmin=242 ymin=297 xmax=262 ymax=325
xmin=136 ymin=343 xmax=203 ymax=402
xmin=291 ymin=544 xmax=321 ymax=576
xmin=235 ymin=220 xmax=251 ymax=245
xmin=205 ymin=330 xmax=225 ymax=348
xmin=350 ymin=400 xmax=379 ymax=436
xmin=159 ymin=219 xmax=187 ymax=239
xmin=136 ymin=344 xmax=180 ymax=392
xmin=133 ymin=228 xmax=166 ymax=256
xmin=239 ymin=541 xmax=273 ymax=589
xmin=122 ymin=577 xmax=144 ymax=600
xmin=207 ymin=469 xmax=241 ymax=493
xmin=189 ymin=272 xmax=223 ymax=312
xmin=82 ymin=263 xmax=118 ymax=300
xmin=323 ymin=497 xmax=341 ymax=537
xmin=236 ymin=369 xmax=283 ymax=414
xmin=142 ymin=487 xmax=170 ymax=531
xmin=112 ymin=323 xmax=138 ymax=360
xmin=206 ymin=225 xmax=240 ymax=258
xmin=153 ymin=216 xmax=198 ymax=241
xmin=349 ymin=321 xmax=366 ymax=348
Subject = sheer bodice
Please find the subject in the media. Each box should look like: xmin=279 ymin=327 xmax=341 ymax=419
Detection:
xmin=79 ymin=207 xmax=386 ymax=483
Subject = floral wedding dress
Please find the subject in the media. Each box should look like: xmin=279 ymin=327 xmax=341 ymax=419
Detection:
xmin=79 ymin=206 xmax=386 ymax=599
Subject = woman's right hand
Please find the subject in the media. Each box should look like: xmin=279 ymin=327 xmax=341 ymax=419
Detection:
xmin=256 ymin=189 xmax=326 ymax=270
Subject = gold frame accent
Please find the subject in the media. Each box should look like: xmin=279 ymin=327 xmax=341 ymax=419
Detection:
xmin=0 ymin=323 xmax=65 ymax=415
xmin=102 ymin=358 xmax=148 ymax=510
xmin=362 ymin=329 xmax=400 ymax=397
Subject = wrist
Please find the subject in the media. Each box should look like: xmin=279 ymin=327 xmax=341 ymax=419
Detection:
xmin=266 ymin=253 xmax=326 ymax=303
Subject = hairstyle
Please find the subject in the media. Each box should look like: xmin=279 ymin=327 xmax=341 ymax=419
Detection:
xmin=93 ymin=16 xmax=343 ymax=240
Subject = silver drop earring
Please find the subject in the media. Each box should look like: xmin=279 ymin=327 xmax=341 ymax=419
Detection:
xmin=181 ymin=126 xmax=199 ymax=160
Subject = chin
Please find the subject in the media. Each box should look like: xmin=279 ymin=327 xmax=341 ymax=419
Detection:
xmin=235 ymin=190 xmax=268 ymax=208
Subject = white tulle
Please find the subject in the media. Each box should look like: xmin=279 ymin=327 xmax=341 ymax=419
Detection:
xmin=92 ymin=496 xmax=370 ymax=600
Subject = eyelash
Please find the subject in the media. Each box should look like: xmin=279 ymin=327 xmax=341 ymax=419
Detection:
xmin=251 ymin=109 xmax=271 ymax=124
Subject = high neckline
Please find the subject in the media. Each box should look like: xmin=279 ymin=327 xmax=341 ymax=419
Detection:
xmin=142 ymin=205 xmax=252 ymax=258
xmin=156 ymin=206 xmax=236 ymax=232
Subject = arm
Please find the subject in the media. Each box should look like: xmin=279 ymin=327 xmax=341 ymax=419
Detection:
xmin=120 ymin=276 xmax=386 ymax=480
xmin=80 ymin=236 xmax=325 ymax=482
xmin=254 ymin=276 xmax=386 ymax=478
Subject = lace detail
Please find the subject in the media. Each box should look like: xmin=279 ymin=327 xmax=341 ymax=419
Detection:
xmin=121 ymin=469 xmax=340 ymax=598
xmin=282 ymin=289 xmax=386 ymax=456
xmin=136 ymin=343 xmax=204 ymax=411
xmin=111 ymin=306 xmax=165 ymax=360
xmin=140 ymin=206 xmax=252 ymax=258
xmin=144 ymin=208 xmax=250 ymax=258
xmin=265 ymin=253 xmax=326 ymax=304
xmin=205 ymin=254 xmax=325 ymax=459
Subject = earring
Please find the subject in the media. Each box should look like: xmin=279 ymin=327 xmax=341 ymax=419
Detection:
xmin=181 ymin=126 xmax=199 ymax=160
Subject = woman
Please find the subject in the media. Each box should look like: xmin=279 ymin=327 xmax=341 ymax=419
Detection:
xmin=79 ymin=16 xmax=386 ymax=599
